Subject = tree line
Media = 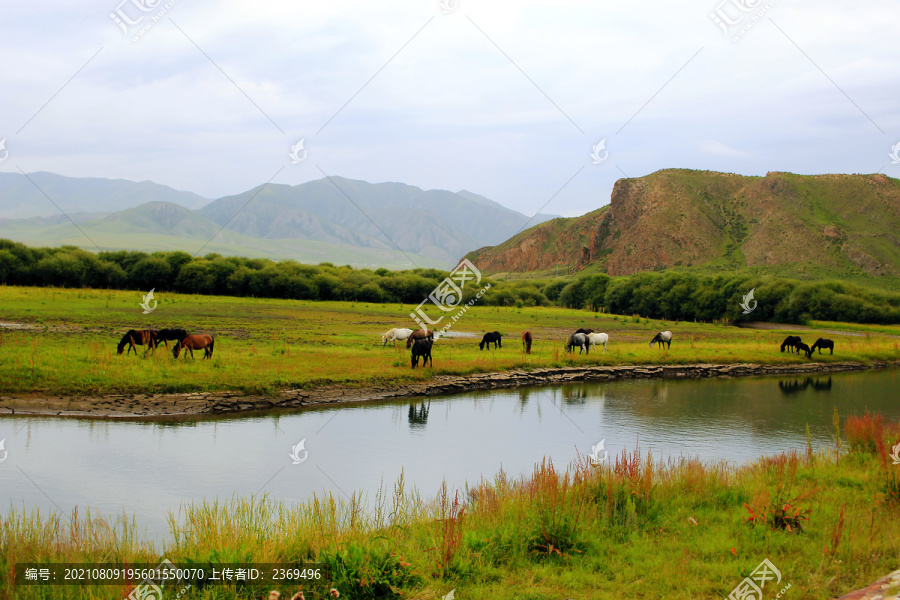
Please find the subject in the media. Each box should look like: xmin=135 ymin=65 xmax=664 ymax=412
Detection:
xmin=1 ymin=240 xmax=898 ymax=323
xmin=555 ymin=271 xmax=900 ymax=324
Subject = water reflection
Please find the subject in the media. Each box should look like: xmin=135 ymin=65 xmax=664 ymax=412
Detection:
xmin=778 ymin=376 xmax=833 ymax=395
xmin=408 ymin=401 xmax=430 ymax=429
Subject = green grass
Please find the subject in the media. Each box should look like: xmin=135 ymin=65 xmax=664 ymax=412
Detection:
xmin=0 ymin=286 xmax=898 ymax=396
xmin=3 ymin=417 xmax=899 ymax=599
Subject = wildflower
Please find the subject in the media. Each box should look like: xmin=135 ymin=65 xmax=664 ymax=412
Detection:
xmin=731 ymin=547 xmax=736 ymax=556
xmin=330 ymin=590 xmax=340 ymax=598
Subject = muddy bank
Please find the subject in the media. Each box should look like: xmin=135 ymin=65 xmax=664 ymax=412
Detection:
xmin=1 ymin=360 xmax=897 ymax=420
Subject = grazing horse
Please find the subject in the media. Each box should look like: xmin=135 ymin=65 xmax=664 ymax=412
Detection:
xmin=117 ymin=329 xmax=158 ymax=355
xmin=479 ymin=331 xmax=502 ymax=350
xmin=382 ymin=327 xmax=414 ymax=347
xmin=649 ymin=331 xmax=672 ymax=349
xmin=587 ymin=332 xmax=609 ymax=354
xmin=795 ymin=341 xmax=811 ymax=358
xmin=809 ymin=338 xmax=834 ymax=355
xmin=522 ymin=331 xmax=533 ymax=354
xmin=574 ymin=328 xmax=593 ymax=335
xmin=410 ymin=338 xmax=433 ymax=368
xmin=156 ymin=328 xmax=187 ymax=349
xmin=566 ymin=332 xmax=589 ymax=354
xmin=406 ymin=328 xmax=434 ymax=349
xmin=780 ymin=336 xmax=803 ymax=353
xmin=173 ymin=334 xmax=215 ymax=359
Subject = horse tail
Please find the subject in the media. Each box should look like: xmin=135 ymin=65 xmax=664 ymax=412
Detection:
xmin=209 ymin=337 xmax=215 ymax=357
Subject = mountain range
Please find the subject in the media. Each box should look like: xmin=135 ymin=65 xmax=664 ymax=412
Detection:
xmin=0 ymin=172 xmax=557 ymax=268
xmin=466 ymin=169 xmax=900 ymax=285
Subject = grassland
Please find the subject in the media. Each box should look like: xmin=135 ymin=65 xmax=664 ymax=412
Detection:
xmin=2 ymin=415 xmax=899 ymax=599
xmin=0 ymin=286 xmax=898 ymax=398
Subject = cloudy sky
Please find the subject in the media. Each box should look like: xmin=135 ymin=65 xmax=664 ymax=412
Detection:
xmin=1 ymin=0 xmax=898 ymax=218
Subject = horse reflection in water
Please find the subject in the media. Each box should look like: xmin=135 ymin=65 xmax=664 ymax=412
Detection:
xmin=778 ymin=376 xmax=833 ymax=394
xmin=408 ymin=400 xmax=430 ymax=428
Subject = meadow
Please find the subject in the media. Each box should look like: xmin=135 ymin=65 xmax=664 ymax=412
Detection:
xmin=2 ymin=413 xmax=899 ymax=599
xmin=0 ymin=286 xmax=898 ymax=397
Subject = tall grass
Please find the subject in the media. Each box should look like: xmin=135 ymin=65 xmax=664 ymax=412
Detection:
xmin=4 ymin=433 xmax=900 ymax=599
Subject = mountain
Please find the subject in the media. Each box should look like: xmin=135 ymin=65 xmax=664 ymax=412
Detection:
xmin=0 ymin=173 xmax=557 ymax=268
xmin=199 ymin=177 xmax=557 ymax=263
xmin=466 ymin=169 xmax=900 ymax=283
xmin=0 ymin=171 xmax=210 ymax=219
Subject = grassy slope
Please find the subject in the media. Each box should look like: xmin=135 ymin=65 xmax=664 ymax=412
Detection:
xmin=0 ymin=286 xmax=897 ymax=396
xmin=467 ymin=170 xmax=900 ymax=290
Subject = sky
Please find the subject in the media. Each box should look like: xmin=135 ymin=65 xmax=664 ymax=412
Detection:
xmin=1 ymin=0 xmax=898 ymax=219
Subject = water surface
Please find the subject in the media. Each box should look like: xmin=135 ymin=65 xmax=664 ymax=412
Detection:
xmin=1 ymin=368 xmax=896 ymax=540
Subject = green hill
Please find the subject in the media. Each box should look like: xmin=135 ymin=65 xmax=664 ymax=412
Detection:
xmin=467 ymin=170 xmax=900 ymax=289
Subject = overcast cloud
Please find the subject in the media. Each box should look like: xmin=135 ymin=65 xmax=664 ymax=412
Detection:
xmin=1 ymin=0 xmax=898 ymax=219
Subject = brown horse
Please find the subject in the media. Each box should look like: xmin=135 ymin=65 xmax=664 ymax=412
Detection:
xmin=522 ymin=331 xmax=533 ymax=354
xmin=117 ymin=329 xmax=158 ymax=355
xmin=406 ymin=328 xmax=434 ymax=349
xmin=173 ymin=334 xmax=215 ymax=359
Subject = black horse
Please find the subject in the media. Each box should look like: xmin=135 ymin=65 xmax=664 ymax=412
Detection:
xmin=574 ymin=328 xmax=593 ymax=335
xmin=795 ymin=341 xmax=811 ymax=358
xmin=479 ymin=331 xmax=502 ymax=350
xmin=780 ymin=336 xmax=803 ymax=353
xmin=809 ymin=338 xmax=834 ymax=355
xmin=411 ymin=338 xmax=433 ymax=368
xmin=116 ymin=329 xmax=158 ymax=355
xmin=156 ymin=328 xmax=188 ymax=348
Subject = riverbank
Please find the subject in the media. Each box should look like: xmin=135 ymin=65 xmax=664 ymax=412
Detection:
xmin=2 ymin=359 xmax=897 ymax=419
xmin=3 ymin=414 xmax=898 ymax=600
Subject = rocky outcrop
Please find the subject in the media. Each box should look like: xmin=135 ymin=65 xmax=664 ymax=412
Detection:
xmin=466 ymin=169 xmax=900 ymax=279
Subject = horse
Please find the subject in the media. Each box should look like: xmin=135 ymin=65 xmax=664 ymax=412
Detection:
xmin=406 ymin=328 xmax=434 ymax=349
xmin=649 ymin=331 xmax=672 ymax=349
xmin=574 ymin=328 xmax=593 ymax=335
xmin=795 ymin=341 xmax=811 ymax=358
xmin=522 ymin=331 xmax=533 ymax=354
xmin=587 ymin=332 xmax=609 ymax=354
xmin=479 ymin=331 xmax=502 ymax=350
xmin=156 ymin=328 xmax=187 ymax=349
xmin=173 ymin=334 xmax=215 ymax=359
xmin=116 ymin=329 xmax=158 ymax=355
xmin=780 ymin=336 xmax=802 ymax=353
xmin=566 ymin=332 xmax=589 ymax=354
xmin=410 ymin=338 xmax=433 ymax=368
xmin=809 ymin=338 xmax=834 ymax=355
xmin=382 ymin=328 xmax=413 ymax=347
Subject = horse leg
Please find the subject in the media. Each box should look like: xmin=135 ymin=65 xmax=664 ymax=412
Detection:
xmin=603 ymin=342 xmax=607 ymax=354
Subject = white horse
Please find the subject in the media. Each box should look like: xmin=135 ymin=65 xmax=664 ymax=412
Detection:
xmin=382 ymin=328 xmax=414 ymax=347
xmin=587 ymin=332 xmax=609 ymax=353
xmin=649 ymin=331 xmax=672 ymax=349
